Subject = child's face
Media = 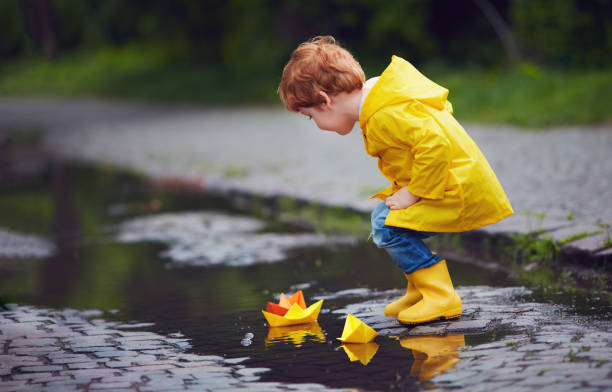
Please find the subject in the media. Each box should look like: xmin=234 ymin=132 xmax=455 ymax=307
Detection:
xmin=299 ymin=102 xmax=355 ymax=136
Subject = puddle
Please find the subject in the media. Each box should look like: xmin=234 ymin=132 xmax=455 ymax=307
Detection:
xmin=0 ymin=158 xmax=609 ymax=391
xmin=116 ymin=211 xmax=355 ymax=266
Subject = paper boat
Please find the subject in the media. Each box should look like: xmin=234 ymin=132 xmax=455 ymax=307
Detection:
xmin=262 ymin=298 xmax=323 ymax=327
xmin=266 ymin=290 xmax=307 ymax=316
xmin=340 ymin=342 xmax=379 ymax=366
xmin=265 ymin=322 xmax=326 ymax=347
xmin=337 ymin=314 xmax=378 ymax=343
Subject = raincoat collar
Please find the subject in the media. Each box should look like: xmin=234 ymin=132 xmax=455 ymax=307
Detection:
xmin=359 ymin=55 xmax=449 ymax=129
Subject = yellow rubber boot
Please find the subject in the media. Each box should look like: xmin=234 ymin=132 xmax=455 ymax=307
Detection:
xmin=384 ymin=274 xmax=422 ymax=317
xmin=397 ymin=260 xmax=462 ymax=324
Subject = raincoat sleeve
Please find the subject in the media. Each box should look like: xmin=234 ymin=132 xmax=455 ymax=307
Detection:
xmin=366 ymin=107 xmax=452 ymax=201
xmin=406 ymin=116 xmax=451 ymax=200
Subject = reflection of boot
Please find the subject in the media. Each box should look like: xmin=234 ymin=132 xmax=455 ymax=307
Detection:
xmin=400 ymin=335 xmax=465 ymax=381
xmin=384 ymin=274 xmax=422 ymax=317
xmin=398 ymin=260 xmax=462 ymax=324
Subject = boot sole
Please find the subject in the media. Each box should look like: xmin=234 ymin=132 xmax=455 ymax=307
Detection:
xmin=398 ymin=308 xmax=462 ymax=325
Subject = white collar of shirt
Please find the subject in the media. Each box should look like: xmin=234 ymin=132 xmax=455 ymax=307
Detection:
xmin=359 ymin=76 xmax=380 ymax=117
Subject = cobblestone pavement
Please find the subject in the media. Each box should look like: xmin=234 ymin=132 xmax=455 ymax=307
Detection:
xmin=326 ymin=286 xmax=612 ymax=391
xmin=2 ymin=286 xmax=611 ymax=391
xmin=1 ymin=99 xmax=611 ymax=391
xmin=0 ymin=305 xmax=343 ymax=392
xmin=0 ymin=98 xmax=610 ymax=259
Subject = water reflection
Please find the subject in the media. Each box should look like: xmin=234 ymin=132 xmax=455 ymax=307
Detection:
xmin=265 ymin=322 xmax=326 ymax=347
xmin=399 ymin=334 xmax=465 ymax=381
xmin=340 ymin=342 xmax=380 ymax=366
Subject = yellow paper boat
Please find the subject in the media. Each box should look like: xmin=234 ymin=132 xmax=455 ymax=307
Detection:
xmin=262 ymin=300 xmax=323 ymax=327
xmin=265 ymin=322 xmax=326 ymax=347
xmin=340 ymin=342 xmax=379 ymax=366
xmin=337 ymin=314 xmax=378 ymax=343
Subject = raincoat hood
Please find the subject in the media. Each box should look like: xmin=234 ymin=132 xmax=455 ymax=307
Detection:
xmin=360 ymin=56 xmax=449 ymax=129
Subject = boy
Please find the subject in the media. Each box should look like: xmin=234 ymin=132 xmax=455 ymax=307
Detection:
xmin=278 ymin=36 xmax=513 ymax=324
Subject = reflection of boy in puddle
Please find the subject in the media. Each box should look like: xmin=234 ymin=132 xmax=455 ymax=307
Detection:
xmin=400 ymin=335 xmax=465 ymax=381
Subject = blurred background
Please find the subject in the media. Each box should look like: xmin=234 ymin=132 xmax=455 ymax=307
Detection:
xmin=1 ymin=0 xmax=610 ymax=127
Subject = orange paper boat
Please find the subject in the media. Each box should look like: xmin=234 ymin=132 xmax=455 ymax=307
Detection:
xmin=337 ymin=314 xmax=378 ymax=343
xmin=266 ymin=290 xmax=307 ymax=316
xmin=262 ymin=291 xmax=323 ymax=327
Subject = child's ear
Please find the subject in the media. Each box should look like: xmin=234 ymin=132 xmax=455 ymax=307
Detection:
xmin=317 ymin=91 xmax=333 ymax=109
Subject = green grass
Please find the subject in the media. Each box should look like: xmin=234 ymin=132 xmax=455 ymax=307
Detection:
xmin=432 ymin=63 xmax=612 ymax=128
xmin=0 ymin=43 xmax=279 ymax=105
xmin=1 ymin=43 xmax=611 ymax=127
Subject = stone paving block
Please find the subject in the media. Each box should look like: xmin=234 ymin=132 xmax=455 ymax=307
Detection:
xmin=66 ymin=336 xmax=114 ymax=346
xmin=426 ymin=369 xmax=479 ymax=385
xmin=141 ymin=373 xmax=189 ymax=387
xmin=562 ymin=233 xmax=608 ymax=253
xmin=105 ymin=360 xmax=136 ymax=368
xmin=120 ymin=342 xmax=168 ymax=351
xmin=545 ymin=224 xmax=604 ymax=243
xmin=8 ymin=346 xmax=60 ymax=355
xmin=50 ymin=354 xmax=96 ymax=364
xmin=534 ymin=334 xmax=574 ymax=344
xmin=9 ymin=337 xmax=58 ymax=347
xmin=223 ymin=357 xmax=249 ymax=364
xmin=11 ymin=371 xmax=53 ymax=381
xmin=101 ymin=373 xmax=147 ymax=383
xmin=18 ymin=365 xmax=64 ymax=372
xmin=71 ymin=346 xmax=115 ymax=353
xmin=466 ymin=341 xmax=509 ymax=351
xmin=67 ymin=361 xmax=101 ymax=369
xmin=407 ymin=324 xmax=448 ymax=336
xmin=377 ymin=327 xmax=407 ymax=336
xmin=446 ymin=319 xmax=490 ymax=333
xmin=27 ymin=375 xmax=74 ymax=384
xmin=61 ymin=368 xmax=119 ymax=379
xmin=235 ymin=367 xmax=270 ymax=378
xmin=94 ymin=350 xmax=139 ymax=358
xmin=78 ymin=328 xmax=121 ymax=336
xmin=89 ymin=381 xmax=134 ymax=389
xmin=0 ymin=381 xmax=28 ymax=391
xmin=124 ymin=364 xmax=175 ymax=372
xmin=176 ymin=360 xmax=218 ymax=368
xmin=168 ymin=366 xmax=232 ymax=377
xmin=186 ymin=375 xmax=242 ymax=389
xmin=179 ymin=354 xmax=223 ymax=362
xmin=117 ymin=331 xmax=159 ymax=338
xmin=130 ymin=354 xmax=160 ymax=363
xmin=516 ymin=343 xmax=551 ymax=352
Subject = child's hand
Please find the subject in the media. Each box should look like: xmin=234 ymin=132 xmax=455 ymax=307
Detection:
xmin=385 ymin=187 xmax=420 ymax=210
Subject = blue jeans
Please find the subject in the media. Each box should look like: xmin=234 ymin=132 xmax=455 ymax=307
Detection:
xmin=370 ymin=202 xmax=442 ymax=274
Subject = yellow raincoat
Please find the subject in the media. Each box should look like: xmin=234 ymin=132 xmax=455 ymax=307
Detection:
xmin=360 ymin=56 xmax=513 ymax=232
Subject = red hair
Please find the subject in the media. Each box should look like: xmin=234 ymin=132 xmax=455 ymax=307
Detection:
xmin=279 ymin=36 xmax=365 ymax=112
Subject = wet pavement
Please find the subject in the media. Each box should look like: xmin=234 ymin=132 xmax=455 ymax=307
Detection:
xmin=1 ymin=99 xmax=611 ymax=391
xmin=331 ymin=287 xmax=612 ymax=391
xmin=1 ymin=97 xmax=610 ymax=260
xmin=2 ymin=286 xmax=610 ymax=391
xmin=0 ymin=305 xmax=342 ymax=392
